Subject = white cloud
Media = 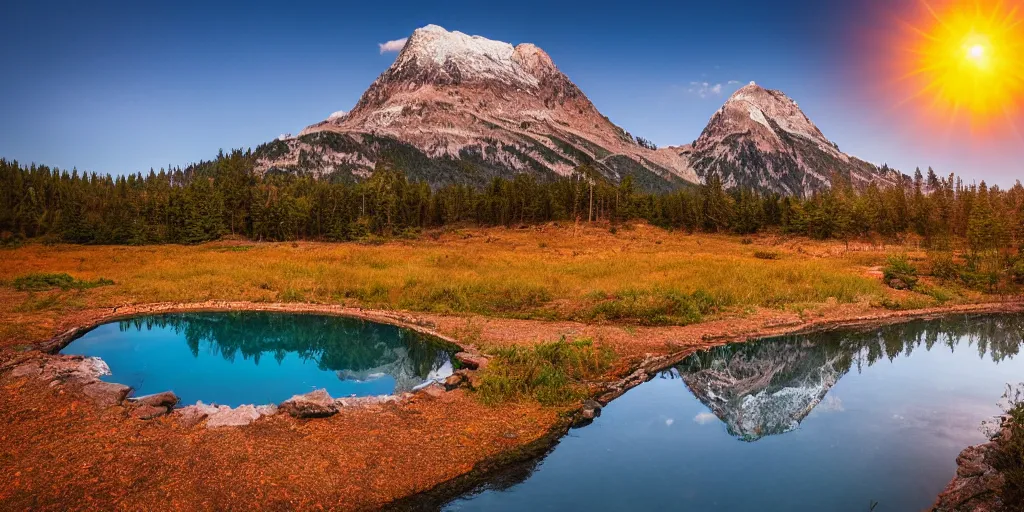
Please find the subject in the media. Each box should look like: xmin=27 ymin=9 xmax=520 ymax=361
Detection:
xmin=378 ymin=37 xmax=408 ymax=54
xmin=328 ymin=110 xmax=347 ymax=120
xmin=686 ymin=80 xmax=743 ymax=99
xmin=665 ymin=418 xmax=675 ymax=426
xmin=687 ymin=82 xmax=723 ymax=98
xmin=693 ymin=412 xmax=718 ymax=425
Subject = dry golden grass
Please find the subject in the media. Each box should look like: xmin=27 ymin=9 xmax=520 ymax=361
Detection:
xmin=0 ymin=223 xmax=971 ymax=346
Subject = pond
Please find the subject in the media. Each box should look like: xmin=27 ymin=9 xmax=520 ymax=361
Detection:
xmin=446 ymin=314 xmax=1024 ymax=512
xmin=60 ymin=312 xmax=456 ymax=407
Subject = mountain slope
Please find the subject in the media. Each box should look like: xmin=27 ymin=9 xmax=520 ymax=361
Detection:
xmin=256 ymin=25 xmax=697 ymax=191
xmin=687 ymin=83 xmax=903 ymax=196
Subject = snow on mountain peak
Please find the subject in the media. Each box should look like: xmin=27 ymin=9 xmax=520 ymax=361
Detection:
xmin=396 ymin=24 xmax=541 ymax=88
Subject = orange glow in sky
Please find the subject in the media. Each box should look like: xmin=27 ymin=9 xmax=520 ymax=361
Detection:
xmin=892 ymin=0 xmax=1024 ymax=137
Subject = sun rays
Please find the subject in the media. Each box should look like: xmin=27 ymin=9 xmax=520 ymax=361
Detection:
xmin=896 ymin=0 xmax=1024 ymax=133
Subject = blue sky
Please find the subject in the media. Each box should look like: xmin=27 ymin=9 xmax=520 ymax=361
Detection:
xmin=1 ymin=0 xmax=1020 ymax=184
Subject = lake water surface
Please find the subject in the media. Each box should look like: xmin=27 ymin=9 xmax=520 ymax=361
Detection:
xmin=60 ymin=312 xmax=455 ymax=406
xmin=447 ymin=314 xmax=1024 ymax=512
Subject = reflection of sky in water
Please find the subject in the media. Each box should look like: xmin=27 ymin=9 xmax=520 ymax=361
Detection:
xmin=61 ymin=313 xmax=454 ymax=407
xmin=448 ymin=315 xmax=1024 ymax=512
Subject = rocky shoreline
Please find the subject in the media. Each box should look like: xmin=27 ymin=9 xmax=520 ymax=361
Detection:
xmin=1 ymin=347 xmax=496 ymax=430
xmin=932 ymin=419 xmax=1014 ymax=512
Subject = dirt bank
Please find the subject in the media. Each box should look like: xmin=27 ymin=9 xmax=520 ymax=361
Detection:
xmin=1 ymin=300 xmax=1022 ymax=511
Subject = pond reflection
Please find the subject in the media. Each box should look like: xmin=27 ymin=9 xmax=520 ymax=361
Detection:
xmin=677 ymin=315 xmax=1024 ymax=441
xmin=62 ymin=312 xmax=456 ymax=406
xmin=446 ymin=314 xmax=1024 ymax=512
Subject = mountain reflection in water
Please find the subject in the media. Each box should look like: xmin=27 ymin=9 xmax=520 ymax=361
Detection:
xmin=443 ymin=313 xmax=1024 ymax=512
xmin=676 ymin=315 xmax=1024 ymax=441
xmin=61 ymin=311 xmax=456 ymax=406
xmin=114 ymin=312 xmax=455 ymax=393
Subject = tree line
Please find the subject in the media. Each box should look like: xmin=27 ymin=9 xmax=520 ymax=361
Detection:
xmin=1 ymin=152 xmax=1022 ymax=254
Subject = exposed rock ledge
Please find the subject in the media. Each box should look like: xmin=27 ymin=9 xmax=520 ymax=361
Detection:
xmin=4 ymin=348 xmax=477 ymax=429
xmin=932 ymin=420 xmax=1012 ymax=512
xmin=175 ymin=390 xmax=408 ymax=427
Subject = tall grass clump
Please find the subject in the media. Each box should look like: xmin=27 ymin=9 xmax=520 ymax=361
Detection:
xmin=581 ymin=289 xmax=722 ymax=326
xmin=476 ymin=337 xmax=614 ymax=406
xmin=12 ymin=272 xmax=113 ymax=292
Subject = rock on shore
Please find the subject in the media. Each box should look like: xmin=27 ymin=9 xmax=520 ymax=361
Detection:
xmin=932 ymin=423 xmax=1011 ymax=511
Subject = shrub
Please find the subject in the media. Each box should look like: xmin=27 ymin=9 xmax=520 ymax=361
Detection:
xmin=12 ymin=273 xmax=114 ymax=292
xmin=740 ymin=237 xmax=754 ymax=245
xmin=753 ymin=251 xmax=780 ymax=260
xmin=960 ymin=252 xmax=1006 ymax=291
xmin=992 ymin=385 xmax=1024 ymax=505
xmin=883 ymin=254 xmax=918 ymax=290
xmin=929 ymin=252 xmax=962 ymax=281
xmin=476 ymin=337 xmax=614 ymax=406
xmin=1010 ymin=260 xmax=1024 ymax=285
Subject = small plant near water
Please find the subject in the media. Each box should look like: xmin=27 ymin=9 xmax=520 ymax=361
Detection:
xmin=992 ymin=384 xmax=1024 ymax=505
xmin=475 ymin=337 xmax=614 ymax=406
xmin=12 ymin=272 xmax=114 ymax=292
xmin=882 ymin=254 xmax=918 ymax=290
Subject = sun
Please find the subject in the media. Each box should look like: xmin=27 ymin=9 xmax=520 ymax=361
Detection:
xmin=899 ymin=0 xmax=1024 ymax=128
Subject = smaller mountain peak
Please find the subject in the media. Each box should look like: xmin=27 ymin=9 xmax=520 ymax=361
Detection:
xmin=727 ymin=82 xmax=773 ymax=102
xmin=512 ymin=43 xmax=555 ymax=75
xmin=416 ymin=24 xmax=449 ymax=34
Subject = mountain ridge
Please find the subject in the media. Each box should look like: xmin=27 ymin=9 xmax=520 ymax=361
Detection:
xmin=255 ymin=25 xmax=903 ymax=195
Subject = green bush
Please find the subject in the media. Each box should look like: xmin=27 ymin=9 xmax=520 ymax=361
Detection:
xmin=929 ymin=253 xmax=962 ymax=281
xmin=753 ymin=250 xmax=780 ymax=260
xmin=960 ymin=252 xmax=1006 ymax=291
xmin=12 ymin=272 xmax=114 ymax=292
xmin=883 ymin=254 xmax=918 ymax=290
xmin=476 ymin=337 xmax=613 ymax=406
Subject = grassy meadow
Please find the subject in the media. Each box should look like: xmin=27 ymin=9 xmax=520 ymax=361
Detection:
xmin=0 ymin=223 xmax=982 ymax=347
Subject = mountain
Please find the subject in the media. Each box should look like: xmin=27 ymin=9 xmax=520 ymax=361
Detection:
xmin=686 ymin=83 xmax=903 ymax=196
xmin=255 ymin=26 xmax=902 ymax=196
xmin=255 ymin=25 xmax=697 ymax=192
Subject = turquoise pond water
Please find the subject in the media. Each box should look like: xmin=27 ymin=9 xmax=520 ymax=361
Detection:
xmin=446 ymin=314 xmax=1024 ymax=512
xmin=59 ymin=312 xmax=456 ymax=406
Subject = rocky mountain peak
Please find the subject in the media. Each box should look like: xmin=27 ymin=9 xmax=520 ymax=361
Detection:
xmin=722 ymin=82 xmax=830 ymax=147
xmin=389 ymin=24 xmax=543 ymax=89
xmin=697 ymin=82 xmax=831 ymax=155
xmin=688 ymin=81 xmax=899 ymax=195
xmin=263 ymin=25 xmax=698 ymax=190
